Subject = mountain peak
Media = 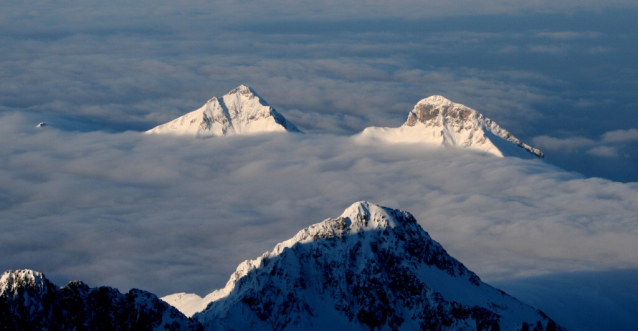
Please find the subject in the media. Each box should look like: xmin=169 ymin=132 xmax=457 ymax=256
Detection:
xmin=273 ymin=201 xmax=414 ymax=250
xmin=189 ymin=201 xmax=563 ymax=330
xmin=417 ymin=95 xmax=454 ymax=107
xmin=0 ymin=270 xmax=49 ymax=297
xmin=406 ymin=96 xmax=478 ymax=127
xmin=1 ymin=269 xmax=44 ymax=284
xmin=339 ymin=200 xmax=414 ymax=232
xmin=358 ymin=95 xmax=544 ymax=158
xmin=227 ymin=84 xmax=255 ymax=96
xmin=147 ymin=85 xmax=301 ymax=136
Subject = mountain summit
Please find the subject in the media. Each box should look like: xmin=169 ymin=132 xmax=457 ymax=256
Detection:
xmin=357 ymin=96 xmax=544 ymax=158
xmin=167 ymin=201 xmax=561 ymax=330
xmin=147 ymin=85 xmax=301 ymax=136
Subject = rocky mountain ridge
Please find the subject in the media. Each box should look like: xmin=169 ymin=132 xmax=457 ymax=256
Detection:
xmin=0 ymin=269 xmax=201 ymax=330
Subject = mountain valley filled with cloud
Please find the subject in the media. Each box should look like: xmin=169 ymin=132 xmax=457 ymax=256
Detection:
xmin=2 ymin=1 xmax=637 ymax=330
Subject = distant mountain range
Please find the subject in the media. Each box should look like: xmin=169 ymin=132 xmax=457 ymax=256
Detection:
xmin=147 ymin=86 xmax=543 ymax=159
xmin=2 ymin=202 xmax=563 ymax=330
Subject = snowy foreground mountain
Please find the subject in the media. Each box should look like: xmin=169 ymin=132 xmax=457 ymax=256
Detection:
xmin=146 ymin=85 xmax=301 ymax=136
xmin=165 ymin=201 xmax=563 ymax=331
xmin=356 ymin=96 xmax=544 ymax=158
xmin=1 ymin=202 xmax=562 ymax=330
xmin=0 ymin=269 xmax=201 ymax=330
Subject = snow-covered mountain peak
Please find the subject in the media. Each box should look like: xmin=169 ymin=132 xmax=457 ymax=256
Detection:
xmin=227 ymin=84 xmax=255 ymax=96
xmin=224 ymin=84 xmax=262 ymax=104
xmin=147 ymin=85 xmax=300 ymax=136
xmin=358 ymin=95 xmax=544 ymax=158
xmin=339 ymin=200 xmax=410 ymax=231
xmin=0 ymin=270 xmax=49 ymax=297
xmin=186 ymin=202 xmax=563 ymax=330
xmin=272 ymin=201 xmax=419 ymax=254
xmin=1 ymin=269 xmax=45 ymax=286
xmin=416 ymin=95 xmax=454 ymax=107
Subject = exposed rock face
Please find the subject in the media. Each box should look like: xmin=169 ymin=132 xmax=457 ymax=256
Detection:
xmin=0 ymin=269 xmax=201 ymax=330
xmin=358 ymin=96 xmax=544 ymax=158
xmin=192 ymin=201 xmax=562 ymax=331
xmin=146 ymin=85 xmax=301 ymax=137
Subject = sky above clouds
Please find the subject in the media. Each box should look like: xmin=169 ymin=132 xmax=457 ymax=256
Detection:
xmin=1 ymin=1 xmax=637 ymax=329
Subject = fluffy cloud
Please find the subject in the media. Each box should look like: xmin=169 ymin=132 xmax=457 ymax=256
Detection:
xmin=602 ymin=128 xmax=638 ymax=143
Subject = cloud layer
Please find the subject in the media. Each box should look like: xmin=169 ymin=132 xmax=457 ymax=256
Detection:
xmin=2 ymin=113 xmax=637 ymax=299
xmin=1 ymin=3 xmax=636 ymax=330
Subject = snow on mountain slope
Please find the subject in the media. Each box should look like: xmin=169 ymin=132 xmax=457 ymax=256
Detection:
xmin=162 ymin=292 xmax=207 ymax=318
xmin=356 ymin=95 xmax=544 ymax=158
xmin=190 ymin=201 xmax=562 ymax=330
xmin=0 ymin=269 xmax=201 ymax=330
xmin=146 ymin=85 xmax=301 ymax=136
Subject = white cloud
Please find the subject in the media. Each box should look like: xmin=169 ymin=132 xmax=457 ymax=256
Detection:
xmin=587 ymin=146 xmax=619 ymax=157
xmin=602 ymin=128 xmax=638 ymax=143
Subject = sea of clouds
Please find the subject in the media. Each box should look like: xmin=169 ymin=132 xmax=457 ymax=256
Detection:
xmin=2 ymin=1 xmax=637 ymax=329
xmin=2 ymin=113 xmax=637 ymax=329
